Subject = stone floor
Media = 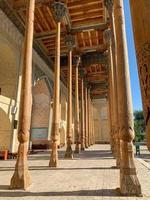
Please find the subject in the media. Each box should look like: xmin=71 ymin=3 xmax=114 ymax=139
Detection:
xmin=0 ymin=144 xmax=150 ymax=200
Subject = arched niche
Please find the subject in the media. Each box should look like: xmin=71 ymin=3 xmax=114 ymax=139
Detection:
xmin=31 ymin=78 xmax=52 ymax=149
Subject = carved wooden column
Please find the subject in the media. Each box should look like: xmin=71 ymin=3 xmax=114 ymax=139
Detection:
xmin=10 ymin=0 xmax=35 ymax=189
xmin=89 ymin=97 xmax=92 ymax=145
xmin=104 ymin=29 xmax=120 ymax=165
xmin=49 ymin=2 xmax=66 ymax=167
xmin=130 ymin=0 xmax=150 ymax=151
xmin=84 ymin=85 xmax=89 ymax=148
xmin=114 ymin=0 xmax=142 ymax=195
xmin=91 ymin=101 xmax=95 ymax=144
xmin=74 ymin=56 xmax=80 ymax=153
xmin=104 ymin=29 xmax=116 ymax=156
xmin=90 ymin=97 xmax=93 ymax=145
xmin=64 ymin=34 xmax=75 ymax=159
xmin=87 ymin=88 xmax=91 ymax=146
xmin=108 ymin=63 xmax=115 ymax=155
xmin=80 ymin=77 xmax=85 ymax=150
xmin=104 ymin=0 xmax=120 ymax=167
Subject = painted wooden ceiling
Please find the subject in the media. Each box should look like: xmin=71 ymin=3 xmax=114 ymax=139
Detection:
xmin=10 ymin=0 xmax=110 ymax=98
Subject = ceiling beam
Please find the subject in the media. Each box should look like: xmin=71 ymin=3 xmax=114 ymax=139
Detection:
xmin=82 ymin=52 xmax=108 ymax=67
xmin=90 ymin=82 xmax=108 ymax=91
xmin=34 ymin=23 xmax=108 ymax=40
xmin=12 ymin=0 xmax=54 ymax=10
xmin=91 ymin=94 xmax=107 ymax=99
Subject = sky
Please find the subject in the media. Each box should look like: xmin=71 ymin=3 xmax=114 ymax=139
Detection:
xmin=123 ymin=0 xmax=142 ymax=111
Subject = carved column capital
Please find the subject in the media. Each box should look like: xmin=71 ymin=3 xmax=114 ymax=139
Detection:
xmin=73 ymin=55 xmax=80 ymax=67
xmin=104 ymin=0 xmax=113 ymax=13
xmin=79 ymin=69 xmax=85 ymax=78
xmin=84 ymin=79 xmax=89 ymax=87
xmin=51 ymin=2 xmax=67 ymax=22
xmin=103 ymin=28 xmax=112 ymax=45
xmin=65 ymin=34 xmax=75 ymax=51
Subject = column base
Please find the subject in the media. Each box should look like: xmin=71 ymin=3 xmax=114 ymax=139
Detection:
xmin=81 ymin=144 xmax=85 ymax=151
xmin=64 ymin=142 xmax=73 ymax=159
xmin=115 ymin=136 xmax=120 ymax=168
xmin=74 ymin=143 xmax=80 ymax=154
xmin=10 ymin=143 xmax=31 ymax=190
xmin=116 ymin=160 xmax=120 ymax=168
xmin=120 ymin=173 xmax=142 ymax=196
xmin=49 ymin=142 xmax=58 ymax=167
xmin=120 ymin=140 xmax=142 ymax=196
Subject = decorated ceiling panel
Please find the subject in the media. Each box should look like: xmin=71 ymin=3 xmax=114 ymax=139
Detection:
xmin=1 ymin=0 xmax=110 ymax=98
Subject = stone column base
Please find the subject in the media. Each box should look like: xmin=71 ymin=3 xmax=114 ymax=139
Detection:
xmin=10 ymin=143 xmax=31 ymax=190
xmin=74 ymin=142 xmax=80 ymax=153
xmin=120 ymin=173 xmax=142 ymax=196
xmin=120 ymin=141 xmax=142 ymax=196
xmin=64 ymin=141 xmax=73 ymax=159
xmin=49 ymin=142 xmax=58 ymax=167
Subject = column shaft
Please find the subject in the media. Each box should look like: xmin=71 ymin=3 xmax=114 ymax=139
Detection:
xmin=91 ymin=102 xmax=95 ymax=144
xmin=65 ymin=50 xmax=73 ymax=158
xmin=104 ymin=0 xmax=120 ymax=165
xmin=81 ymin=78 xmax=85 ymax=150
xmin=110 ymin=5 xmax=120 ymax=167
xmin=87 ymin=89 xmax=91 ymax=146
xmin=130 ymin=0 xmax=150 ymax=151
xmin=49 ymin=2 xmax=66 ymax=167
xmin=114 ymin=0 xmax=141 ymax=195
xmin=10 ymin=0 xmax=35 ymax=189
xmin=49 ymin=22 xmax=60 ymax=167
xmin=84 ymin=86 xmax=89 ymax=148
xmin=109 ymin=40 xmax=120 ymax=166
xmin=74 ymin=58 xmax=80 ymax=153
xmin=90 ymin=98 xmax=94 ymax=145
xmin=109 ymin=7 xmax=120 ymax=167
xmin=108 ymin=79 xmax=115 ymax=155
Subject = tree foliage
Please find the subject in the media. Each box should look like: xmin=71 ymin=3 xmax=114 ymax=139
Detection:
xmin=134 ymin=110 xmax=145 ymax=142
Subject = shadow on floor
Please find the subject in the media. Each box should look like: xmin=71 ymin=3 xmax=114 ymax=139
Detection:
xmin=27 ymin=150 xmax=114 ymax=161
xmin=0 ymin=166 xmax=118 ymax=171
xmin=0 ymin=188 xmax=119 ymax=197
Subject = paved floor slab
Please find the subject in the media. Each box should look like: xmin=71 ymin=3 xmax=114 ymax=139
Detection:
xmin=0 ymin=145 xmax=150 ymax=200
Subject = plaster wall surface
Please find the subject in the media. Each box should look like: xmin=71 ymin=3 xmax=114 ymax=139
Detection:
xmin=0 ymin=8 xmax=68 ymax=152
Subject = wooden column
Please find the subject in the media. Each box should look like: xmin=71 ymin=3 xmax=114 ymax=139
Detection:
xmin=87 ymin=88 xmax=91 ymax=146
xmin=104 ymin=0 xmax=120 ymax=167
xmin=90 ymin=97 xmax=93 ymax=145
xmin=108 ymin=68 xmax=116 ymax=154
xmin=104 ymin=29 xmax=116 ymax=156
xmin=49 ymin=2 xmax=66 ymax=167
xmin=64 ymin=34 xmax=75 ymax=159
xmin=130 ymin=0 xmax=150 ymax=151
xmin=80 ymin=78 xmax=85 ymax=150
xmin=10 ymin=0 xmax=35 ymax=189
xmin=91 ymin=101 xmax=95 ymax=144
xmin=114 ymin=0 xmax=141 ymax=195
xmin=74 ymin=56 xmax=80 ymax=153
xmin=89 ymin=97 xmax=92 ymax=145
xmin=84 ymin=86 xmax=89 ymax=148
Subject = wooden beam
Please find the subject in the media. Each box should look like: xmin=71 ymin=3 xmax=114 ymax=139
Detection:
xmin=82 ymin=52 xmax=108 ymax=67
xmin=34 ymin=23 xmax=108 ymax=40
xmin=67 ymin=0 xmax=103 ymax=8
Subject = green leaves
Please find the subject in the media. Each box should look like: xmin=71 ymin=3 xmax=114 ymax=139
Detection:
xmin=134 ymin=110 xmax=145 ymax=142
